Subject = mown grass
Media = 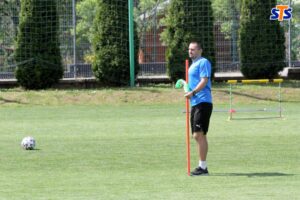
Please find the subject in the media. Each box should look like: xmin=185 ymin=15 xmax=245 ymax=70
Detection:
xmin=0 ymin=81 xmax=299 ymax=106
xmin=0 ymin=82 xmax=299 ymax=200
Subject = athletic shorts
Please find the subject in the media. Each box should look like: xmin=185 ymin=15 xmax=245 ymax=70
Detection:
xmin=190 ymin=102 xmax=213 ymax=135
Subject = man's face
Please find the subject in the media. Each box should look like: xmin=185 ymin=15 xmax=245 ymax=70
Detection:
xmin=188 ymin=43 xmax=202 ymax=60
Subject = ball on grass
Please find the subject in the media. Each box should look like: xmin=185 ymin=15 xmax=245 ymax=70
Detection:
xmin=21 ymin=136 xmax=36 ymax=150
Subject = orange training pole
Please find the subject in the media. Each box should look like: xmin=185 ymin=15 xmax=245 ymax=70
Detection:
xmin=185 ymin=59 xmax=191 ymax=176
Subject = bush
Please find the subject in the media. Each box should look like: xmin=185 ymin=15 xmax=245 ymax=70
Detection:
xmin=239 ymin=0 xmax=286 ymax=79
xmin=14 ymin=0 xmax=63 ymax=89
xmin=92 ymin=0 xmax=139 ymax=86
xmin=161 ymin=0 xmax=215 ymax=82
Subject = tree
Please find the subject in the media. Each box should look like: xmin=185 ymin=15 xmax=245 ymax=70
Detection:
xmin=14 ymin=0 xmax=63 ymax=89
xmin=212 ymin=0 xmax=240 ymax=39
xmin=0 ymin=0 xmax=20 ymax=67
xmin=0 ymin=0 xmax=19 ymax=45
xmin=76 ymin=0 xmax=97 ymax=47
xmin=212 ymin=0 xmax=240 ymax=62
xmin=134 ymin=0 xmax=166 ymax=50
xmin=161 ymin=0 xmax=215 ymax=82
xmin=239 ymin=0 xmax=285 ymax=78
xmin=92 ymin=0 xmax=139 ymax=86
xmin=291 ymin=1 xmax=300 ymax=61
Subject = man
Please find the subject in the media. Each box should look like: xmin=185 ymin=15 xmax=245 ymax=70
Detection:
xmin=185 ymin=41 xmax=213 ymax=176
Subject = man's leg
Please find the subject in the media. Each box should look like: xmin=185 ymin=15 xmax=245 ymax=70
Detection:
xmin=193 ymin=132 xmax=208 ymax=161
xmin=191 ymin=131 xmax=209 ymax=175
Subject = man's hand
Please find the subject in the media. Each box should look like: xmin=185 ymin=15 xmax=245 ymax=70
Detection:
xmin=184 ymin=91 xmax=193 ymax=99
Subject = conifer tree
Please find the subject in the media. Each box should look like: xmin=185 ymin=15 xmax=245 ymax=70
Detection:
xmin=15 ymin=0 xmax=63 ymax=89
xmin=161 ymin=0 xmax=215 ymax=82
xmin=92 ymin=0 xmax=139 ymax=86
xmin=239 ymin=0 xmax=285 ymax=78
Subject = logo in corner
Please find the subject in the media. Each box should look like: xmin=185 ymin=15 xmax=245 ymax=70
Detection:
xmin=270 ymin=5 xmax=292 ymax=21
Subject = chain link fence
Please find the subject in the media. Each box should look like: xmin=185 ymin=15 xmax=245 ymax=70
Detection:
xmin=0 ymin=0 xmax=299 ymax=81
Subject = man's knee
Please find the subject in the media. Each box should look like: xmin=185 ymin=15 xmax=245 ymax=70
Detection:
xmin=193 ymin=132 xmax=205 ymax=141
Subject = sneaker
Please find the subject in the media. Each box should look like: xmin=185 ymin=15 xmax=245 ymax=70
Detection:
xmin=191 ymin=167 xmax=209 ymax=176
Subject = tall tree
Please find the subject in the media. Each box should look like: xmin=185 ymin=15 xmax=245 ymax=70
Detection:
xmin=0 ymin=0 xmax=20 ymax=65
xmin=212 ymin=0 xmax=240 ymax=62
xmin=239 ymin=0 xmax=285 ymax=78
xmin=76 ymin=0 xmax=97 ymax=47
xmin=135 ymin=0 xmax=166 ymax=52
xmin=291 ymin=1 xmax=300 ymax=61
xmin=161 ymin=0 xmax=215 ymax=82
xmin=15 ymin=0 xmax=63 ymax=89
xmin=92 ymin=0 xmax=139 ymax=86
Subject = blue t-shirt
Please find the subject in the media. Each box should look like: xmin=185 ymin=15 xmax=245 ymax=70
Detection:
xmin=188 ymin=57 xmax=212 ymax=106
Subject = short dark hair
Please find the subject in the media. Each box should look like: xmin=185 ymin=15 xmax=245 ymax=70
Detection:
xmin=190 ymin=41 xmax=202 ymax=50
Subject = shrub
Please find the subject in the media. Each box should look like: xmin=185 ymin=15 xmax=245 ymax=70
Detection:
xmin=161 ymin=0 xmax=215 ymax=82
xmin=92 ymin=0 xmax=139 ymax=86
xmin=14 ymin=0 xmax=63 ymax=89
xmin=239 ymin=0 xmax=286 ymax=78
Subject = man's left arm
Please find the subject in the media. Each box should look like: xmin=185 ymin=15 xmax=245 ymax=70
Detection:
xmin=185 ymin=77 xmax=208 ymax=98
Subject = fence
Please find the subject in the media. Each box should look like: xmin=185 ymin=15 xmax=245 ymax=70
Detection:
xmin=0 ymin=0 xmax=299 ymax=81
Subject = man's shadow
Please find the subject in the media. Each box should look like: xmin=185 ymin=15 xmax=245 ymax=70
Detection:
xmin=211 ymin=172 xmax=294 ymax=177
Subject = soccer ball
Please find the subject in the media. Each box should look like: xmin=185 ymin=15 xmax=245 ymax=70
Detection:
xmin=21 ymin=136 xmax=36 ymax=150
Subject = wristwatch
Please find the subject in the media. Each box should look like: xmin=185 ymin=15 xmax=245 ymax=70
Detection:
xmin=192 ymin=90 xmax=197 ymax=96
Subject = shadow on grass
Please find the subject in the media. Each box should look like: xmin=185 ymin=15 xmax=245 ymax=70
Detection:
xmin=229 ymin=116 xmax=283 ymax=120
xmin=216 ymin=89 xmax=300 ymax=103
xmin=213 ymin=80 xmax=300 ymax=89
xmin=23 ymin=148 xmax=41 ymax=151
xmin=0 ymin=97 xmax=27 ymax=105
xmin=212 ymin=172 xmax=294 ymax=177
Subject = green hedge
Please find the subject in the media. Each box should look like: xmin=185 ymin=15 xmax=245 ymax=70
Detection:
xmin=92 ymin=0 xmax=139 ymax=86
xmin=239 ymin=0 xmax=286 ymax=79
xmin=14 ymin=0 xmax=63 ymax=89
xmin=161 ymin=0 xmax=215 ymax=82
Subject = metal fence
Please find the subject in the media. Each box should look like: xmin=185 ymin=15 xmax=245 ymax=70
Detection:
xmin=0 ymin=0 xmax=299 ymax=81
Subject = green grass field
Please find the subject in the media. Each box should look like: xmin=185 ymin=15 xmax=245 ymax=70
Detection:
xmin=0 ymin=83 xmax=299 ymax=200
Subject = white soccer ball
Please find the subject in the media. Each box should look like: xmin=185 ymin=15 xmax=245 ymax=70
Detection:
xmin=21 ymin=136 xmax=36 ymax=150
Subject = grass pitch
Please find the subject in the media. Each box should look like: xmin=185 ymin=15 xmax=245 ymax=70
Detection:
xmin=0 ymin=83 xmax=299 ymax=200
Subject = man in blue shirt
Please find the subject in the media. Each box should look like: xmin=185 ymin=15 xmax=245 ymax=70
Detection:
xmin=185 ymin=41 xmax=213 ymax=176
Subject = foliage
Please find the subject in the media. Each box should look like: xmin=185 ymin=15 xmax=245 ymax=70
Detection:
xmin=212 ymin=0 xmax=239 ymax=62
xmin=76 ymin=0 xmax=98 ymax=63
xmin=92 ymin=0 xmax=139 ymax=86
xmin=76 ymin=0 xmax=97 ymax=47
xmin=0 ymin=0 xmax=19 ymax=44
xmin=14 ymin=0 xmax=63 ymax=89
xmin=78 ymin=0 xmax=162 ymax=65
xmin=212 ymin=0 xmax=240 ymax=40
xmin=161 ymin=0 xmax=215 ymax=82
xmin=239 ymin=0 xmax=285 ymax=78
xmin=291 ymin=1 xmax=300 ymax=60
xmin=134 ymin=0 xmax=166 ymax=47
xmin=0 ymin=0 xmax=20 ymax=66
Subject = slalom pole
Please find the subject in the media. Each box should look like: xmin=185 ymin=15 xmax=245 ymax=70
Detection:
xmin=185 ymin=59 xmax=191 ymax=176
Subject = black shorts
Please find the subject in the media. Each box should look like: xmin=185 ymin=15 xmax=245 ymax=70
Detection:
xmin=190 ymin=102 xmax=213 ymax=135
